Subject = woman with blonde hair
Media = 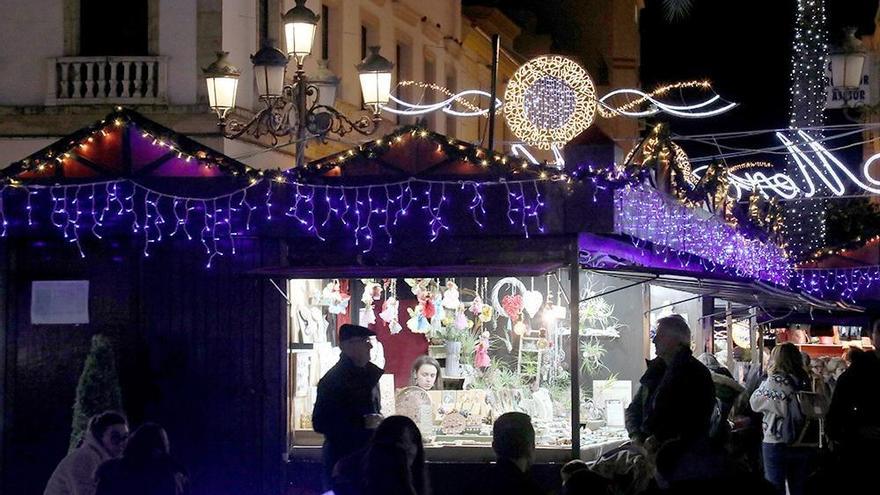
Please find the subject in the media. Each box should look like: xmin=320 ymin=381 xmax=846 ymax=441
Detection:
xmin=749 ymin=343 xmax=811 ymax=495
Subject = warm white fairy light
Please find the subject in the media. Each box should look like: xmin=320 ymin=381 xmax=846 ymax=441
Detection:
xmin=394 ymin=81 xmax=485 ymax=114
xmin=504 ymin=55 xmax=597 ymax=150
xmin=598 ymin=86 xmax=736 ymax=119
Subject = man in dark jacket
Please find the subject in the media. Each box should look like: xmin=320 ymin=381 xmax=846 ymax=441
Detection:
xmin=625 ymin=315 xmax=719 ymax=486
xmin=312 ymin=324 xmax=385 ymax=489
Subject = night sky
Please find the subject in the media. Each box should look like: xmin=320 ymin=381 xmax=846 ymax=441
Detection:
xmin=469 ymin=0 xmax=880 ymax=166
xmin=638 ymin=0 xmax=878 ymax=166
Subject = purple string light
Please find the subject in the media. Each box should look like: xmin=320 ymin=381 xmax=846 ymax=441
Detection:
xmin=614 ymin=184 xmax=790 ymax=284
xmin=4 ymin=176 xmax=556 ymax=264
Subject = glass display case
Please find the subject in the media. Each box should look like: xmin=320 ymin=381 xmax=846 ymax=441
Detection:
xmin=285 ymin=272 xmax=638 ymax=456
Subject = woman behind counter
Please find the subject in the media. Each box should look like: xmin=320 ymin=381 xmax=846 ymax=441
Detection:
xmin=410 ymin=355 xmax=443 ymax=390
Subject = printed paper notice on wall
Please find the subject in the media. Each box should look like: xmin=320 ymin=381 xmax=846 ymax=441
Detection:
xmin=30 ymin=280 xmax=90 ymax=325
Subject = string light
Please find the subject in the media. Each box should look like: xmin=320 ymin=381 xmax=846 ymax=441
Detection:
xmin=614 ymin=184 xmax=791 ymax=284
xmin=792 ymin=265 xmax=880 ymax=301
xmin=786 ymin=0 xmax=829 ymax=260
xmin=597 ymin=86 xmax=736 ymax=118
xmin=504 ymin=55 xmax=597 ymax=150
xmin=693 ymin=132 xmax=880 ymax=200
xmin=382 ymin=81 xmax=493 ymax=116
xmin=805 ymin=235 xmax=880 ymax=261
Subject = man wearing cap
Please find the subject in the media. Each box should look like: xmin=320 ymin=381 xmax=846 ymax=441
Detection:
xmin=312 ymin=324 xmax=384 ymax=488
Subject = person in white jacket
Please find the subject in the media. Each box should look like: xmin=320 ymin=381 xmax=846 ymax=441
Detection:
xmin=749 ymin=343 xmax=811 ymax=495
xmin=44 ymin=411 xmax=129 ymax=495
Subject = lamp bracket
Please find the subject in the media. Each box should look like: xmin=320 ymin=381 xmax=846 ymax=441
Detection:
xmin=217 ymin=76 xmax=379 ymax=145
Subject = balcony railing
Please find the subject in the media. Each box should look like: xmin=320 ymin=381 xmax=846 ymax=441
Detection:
xmin=47 ymin=56 xmax=168 ymax=105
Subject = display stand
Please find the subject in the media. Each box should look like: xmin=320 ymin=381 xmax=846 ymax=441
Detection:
xmin=517 ymin=330 xmax=544 ymax=381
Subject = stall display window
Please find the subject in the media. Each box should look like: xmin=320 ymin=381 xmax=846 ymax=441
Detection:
xmin=286 ymin=273 xmax=633 ymax=452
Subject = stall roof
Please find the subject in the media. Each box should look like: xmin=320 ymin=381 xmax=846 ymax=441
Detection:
xmin=2 ymin=108 xmax=253 ymax=182
xmin=586 ymin=266 xmax=864 ymax=313
xmin=248 ymin=262 xmax=568 ymax=279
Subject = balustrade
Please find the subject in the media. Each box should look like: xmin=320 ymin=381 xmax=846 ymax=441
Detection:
xmin=47 ymin=56 xmax=167 ymax=105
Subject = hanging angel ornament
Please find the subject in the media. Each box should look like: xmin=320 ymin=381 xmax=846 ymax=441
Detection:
xmin=379 ymin=296 xmax=399 ymax=323
xmin=406 ymin=305 xmax=431 ymax=333
xmin=361 ymin=280 xmax=383 ymax=305
xmin=474 ymin=331 xmax=491 ymax=370
xmin=454 ymin=306 xmax=470 ymax=331
xmin=323 ymin=280 xmax=351 ymax=315
xmin=469 ymin=294 xmax=484 ymax=316
xmin=442 ymin=280 xmax=461 ymax=310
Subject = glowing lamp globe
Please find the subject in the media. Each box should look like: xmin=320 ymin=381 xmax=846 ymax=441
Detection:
xmin=203 ymin=51 xmax=240 ymax=119
xmin=513 ymin=321 xmax=527 ymax=336
xmin=312 ymin=60 xmax=340 ymax=107
xmin=830 ymin=28 xmax=866 ymax=89
xmin=357 ymin=46 xmax=394 ymax=114
xmin=251 ymin=45 xmax=289 ymax=101
xmin=283 ymin=0 xmax=319 ymax=67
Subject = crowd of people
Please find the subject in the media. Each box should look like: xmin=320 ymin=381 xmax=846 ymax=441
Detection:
xmin=314 ymin=319 xmax=880 ymax=495
xmin=43 ymin=317 xmax=880 ymax=495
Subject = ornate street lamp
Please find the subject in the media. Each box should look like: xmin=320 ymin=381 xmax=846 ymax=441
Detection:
xmin=283 ymin=0 xmax=319 ymax=69
xmin=358 ymin=46 xmax=395 ymax=113
xmin=251 ymin=44 xmax=288 ymax=101
xmin=311 ymin=60 xmax=339 ymax=108
xmin=203 ymin=52 xmax=240 ymax=120
xmin=202 ymin=0 xmax=394 ymax=166
xmin=830 ymin=27 xmax=866 ymax=90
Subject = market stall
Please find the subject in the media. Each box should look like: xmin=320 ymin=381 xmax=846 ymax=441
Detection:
xmin=0 ymin=109 xmax=859 ymax=495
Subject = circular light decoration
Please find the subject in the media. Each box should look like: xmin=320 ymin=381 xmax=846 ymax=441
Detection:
xmin=504 ymin=55 xmax=597 ymax=150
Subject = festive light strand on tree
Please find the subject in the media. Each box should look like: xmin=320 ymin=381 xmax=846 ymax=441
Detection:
xmin=785 ymin=0 xmax=829 ymax=260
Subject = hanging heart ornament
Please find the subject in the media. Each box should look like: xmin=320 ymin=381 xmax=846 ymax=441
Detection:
xmin=523 ymin=290 xmax=543 ymax=318
xmin=502 ymin=294 xmax=524 ymax=322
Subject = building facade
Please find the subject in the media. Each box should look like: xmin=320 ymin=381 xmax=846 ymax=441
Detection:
xmin=0 ymin=2 xmax=644 ymax=494
xmin=0 ymin=0 xmax=642 ymax=171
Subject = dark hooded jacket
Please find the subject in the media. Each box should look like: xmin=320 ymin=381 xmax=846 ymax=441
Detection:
xmin=626 ymin=348 xmax=716 ymax=443
xmin=826 ymin=350 xmax=880 ymax=451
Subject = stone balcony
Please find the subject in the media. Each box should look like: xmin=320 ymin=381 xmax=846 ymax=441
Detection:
xmin=46 ymin=56 xmax=168 ymax=105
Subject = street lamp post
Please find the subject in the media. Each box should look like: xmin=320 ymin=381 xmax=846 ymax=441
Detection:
xmin=830 ymin=27 xmax=866 ymax=91
xmin=828 ymin=27 xmax=867 ymax=122
xmin=203 ymin=0 xmax=394 ymax=167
